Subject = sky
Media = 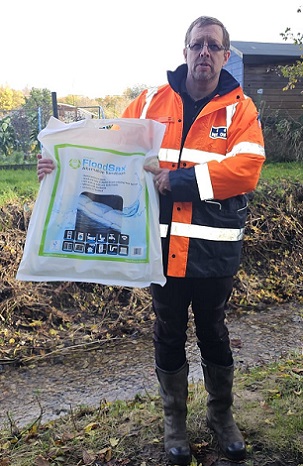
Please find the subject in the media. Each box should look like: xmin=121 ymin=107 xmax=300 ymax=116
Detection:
xmin=1 ymin=0 xmax=302 ymax=99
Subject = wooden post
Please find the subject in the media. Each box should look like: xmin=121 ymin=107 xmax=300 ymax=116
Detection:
xmin=52 ymin=92 xmax=58 ymax=119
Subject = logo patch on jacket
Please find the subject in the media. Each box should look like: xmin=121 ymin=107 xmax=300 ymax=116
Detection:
xmin=210 ymin=126 xmax=227 ymax=139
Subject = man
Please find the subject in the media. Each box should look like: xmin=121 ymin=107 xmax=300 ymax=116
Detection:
xmin=37 ymin=16 xmax=265 ymax=465
xmin=121 ymin=15 xmax=265 ymax=465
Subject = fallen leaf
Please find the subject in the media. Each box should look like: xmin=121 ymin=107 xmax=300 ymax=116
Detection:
xmin=34 ymin=455 xmax=51 ymax=466
xmin=109 ymin=437 xmax=119 ymax=447
xmin=231 ymin=338 xmax=243 ymax=348
xmin=84 ymin=422 xmax=100 ymax=433
xmin=0 ymin=459 xmax=10 ymax=466
xmin=82 ymin=449 xmax=95 ymax=464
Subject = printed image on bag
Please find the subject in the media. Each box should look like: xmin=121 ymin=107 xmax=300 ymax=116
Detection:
xmin=75 ymin=193 xmax=124 ymax=234
xmin=16 ymin=117 xmax=166 ymax=288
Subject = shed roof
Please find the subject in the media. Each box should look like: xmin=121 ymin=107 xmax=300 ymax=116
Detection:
xmin=230 ymin=41 xmax=302 ymax=64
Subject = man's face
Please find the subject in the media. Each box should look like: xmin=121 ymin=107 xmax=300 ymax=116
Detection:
xmin=184 ymin=24 xmax=230 ymax=84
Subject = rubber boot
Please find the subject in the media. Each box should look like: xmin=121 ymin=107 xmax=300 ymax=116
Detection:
xmin=156 ymin=362 xmax=192 ymax=465
xmin=202 ymin=358 xmax=246 ymax=461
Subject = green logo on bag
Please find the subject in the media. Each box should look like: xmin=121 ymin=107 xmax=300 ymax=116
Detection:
xmin=69 ymin=159 xmax=81 ymax=169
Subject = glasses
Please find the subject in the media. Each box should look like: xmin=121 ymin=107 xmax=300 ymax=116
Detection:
xmin=186 ymin=42 xmax=225 ymax=53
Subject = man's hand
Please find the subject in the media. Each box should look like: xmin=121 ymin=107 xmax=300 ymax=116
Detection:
xmin=37 ymin=154 xmax=56 ymax=182
xmin=144 ymin=165 xmax=171 ymax=195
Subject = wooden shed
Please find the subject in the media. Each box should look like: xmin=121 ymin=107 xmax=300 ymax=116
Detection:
xmin=225 ymin=41 xmax=303 ymax=120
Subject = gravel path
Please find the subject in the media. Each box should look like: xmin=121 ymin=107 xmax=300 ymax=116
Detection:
xmin=0 ymin=303 xmax=302 ymax=429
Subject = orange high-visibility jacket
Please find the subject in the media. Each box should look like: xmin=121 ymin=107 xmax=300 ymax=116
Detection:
xmin=122 ymin=66 xmax=265 ymax=278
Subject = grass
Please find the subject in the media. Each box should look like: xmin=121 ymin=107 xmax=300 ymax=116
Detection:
xmin=0 ymin=353 xmax=302 ymax=465
xmin=0 ymin=168 xmax=39 ymax=206
xmin=235 ymin=354 xmax=303 ymax=459
xmin=261 ymin=161 xmax=303 ymax=182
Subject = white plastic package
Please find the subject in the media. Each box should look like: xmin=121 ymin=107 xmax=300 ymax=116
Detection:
xmin=16 ymin=117 xmax=166 ymax=288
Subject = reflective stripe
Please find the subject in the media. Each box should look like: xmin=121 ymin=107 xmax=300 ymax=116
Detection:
xmin=159 ymin=147 xmax=225 ymax=164
xmin=140 ymin=87 xmax=158 ymax=119
xmin=226 ymin=141 xmax=266 ymax=158
xmin=195 ymin=164 xmax=214 ymax=199
xmin=160 ymin=223 xmax=169 ymax=237
xmin=226 ymin=103 xmax=237 ymax=130
xmin=159 ymin=142 xmax=265 ymax=166
xmin=160 ymin=222 xmax=244 ymax=242
xmin=179 ymin=148 xmax=225 ymax=163
xmin=158 ymin=148 xmax=180 ymax=163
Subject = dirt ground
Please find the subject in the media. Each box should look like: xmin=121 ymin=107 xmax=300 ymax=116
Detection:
xmin=0 ymin=302 xmax=302 ymax=430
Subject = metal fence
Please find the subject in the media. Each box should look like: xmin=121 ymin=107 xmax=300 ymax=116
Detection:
xmin=0 ymin=96 xmax=105 ymax=161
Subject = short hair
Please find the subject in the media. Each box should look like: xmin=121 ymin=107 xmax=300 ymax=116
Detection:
xmin=185 ymin=16 xmax=230 ymax=50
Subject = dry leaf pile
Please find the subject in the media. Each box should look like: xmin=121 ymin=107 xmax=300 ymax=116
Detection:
xmin=1 ymin=179 xmax=303 ymax=364
xmin=235 ymin=180 xmax=303 ymax=307
xmin=0 ymin=205 xmax=152 ymax=364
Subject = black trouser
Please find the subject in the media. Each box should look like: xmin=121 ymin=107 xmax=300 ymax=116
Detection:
xmin=151 ymin=276 xmax=234 ymax=372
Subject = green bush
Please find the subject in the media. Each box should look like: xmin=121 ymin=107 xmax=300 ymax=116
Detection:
xmin=263 ymin=112 xmax=303 ymax=162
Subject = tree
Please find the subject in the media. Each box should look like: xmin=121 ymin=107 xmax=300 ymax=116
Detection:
xmin=60 ymin=94 xmax=99 ymax=108
xmin=0 ymin=86 xmax=25 ymax=113
xmin=22 ymin=88 xmax=53 ymax=148
xmin=0 ymin=116 xmax=17 ymax=157
xmin=123 ymin=84 xmax=147 ymax=100
xmin=24 ymin=87 xmax=52 ymax=129
xmin=0 ymin=88 xmax=53 ymax=160
xmin=279 ymin=7 xmax=303 ymax=91
xmin=10 ymin=108 xmax=37 ymax=156
xmin=95 ymin=94 xmax=130 ymax=118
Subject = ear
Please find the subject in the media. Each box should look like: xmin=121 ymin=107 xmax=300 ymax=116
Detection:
xmin=223 ymin=50 xmax=231 ymax=66
xmin=183 ymin=47 xmax=188 ymax=62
